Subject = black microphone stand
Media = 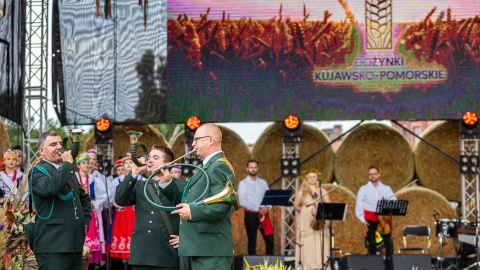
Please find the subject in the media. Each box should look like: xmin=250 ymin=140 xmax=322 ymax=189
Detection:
xmin=294 ymin=240 xmax=304 ymax=270
xmin=99 ymin=161 xmax=112 ymax=270
xmin=318 ymin=179 xmax=328 ymax=270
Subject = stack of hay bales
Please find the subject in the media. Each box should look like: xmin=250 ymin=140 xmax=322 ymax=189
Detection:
xmin=0 ymin=120 xmax=9 ymax=155
xmin=334 ymin=123 xmax=414 ymax=194
xmin=414 ymin=121 xmax=462 ymax=202
xmin=84 ymin=124 xmax=168 ymax=160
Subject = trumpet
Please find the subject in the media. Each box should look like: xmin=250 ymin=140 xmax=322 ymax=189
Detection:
xmin=127 ymin=131 xmax=149 ymax=167
xmin=62 ymin=129 xmax=84 ymax=159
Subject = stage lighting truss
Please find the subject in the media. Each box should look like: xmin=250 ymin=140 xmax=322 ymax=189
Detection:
xmin=281 ymin=158 xmax=301 ymax=177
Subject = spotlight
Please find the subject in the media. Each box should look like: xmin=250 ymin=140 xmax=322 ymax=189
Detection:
xmin=94 ymin=117 xmax=114 ymax=143
xmin=282 ymin=115 xmax=303 ymax=142
xmin=185 ymin=116 xmax=202 ymax=144
xmin=460 ymin=112 xmax=480 ymax=138
xmin=183 ymin=156 xmax=202 ymax=177
xmin=460 ymin=154 xmax=479 ymax=174
xmin=281 ymin=158 xmax=301 ymax=177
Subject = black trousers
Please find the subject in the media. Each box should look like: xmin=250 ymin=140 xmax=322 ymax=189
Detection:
xmin=244 ymin=211 xmax=274 ymax=255
xmin=366 ymin=220 xmax=392 ymax=258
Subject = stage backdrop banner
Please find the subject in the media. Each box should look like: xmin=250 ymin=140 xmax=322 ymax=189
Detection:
xmin=167 ymin=0 xmax=480 ymax=123
xmin=0 ymin=0 xmax=25 ymax=125
xmin=52 ymin=0 xmax=167 ymax=125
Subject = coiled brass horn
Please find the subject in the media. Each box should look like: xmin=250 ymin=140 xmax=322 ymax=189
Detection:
xmin=127 ymin=131 xmax=149 ymax=167
xmin=62 ymin=129 xmax=84 ymax=159
xmin=194 ymin=176 xmax=239 ymax=210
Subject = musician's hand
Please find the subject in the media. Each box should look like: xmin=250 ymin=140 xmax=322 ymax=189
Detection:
xmin=258 ymin=206 xmax=269 ymax=215
xmin=363 ymin=221 xmax=369 ymax=233
xmin=132 ymin=157 xmax=146 ymax=175
xmin=62 ymin=150 xmax=73 ymax=164
xmin=169 ymin=235 xmax=179 ymax=249
xmin=172 ymin=203 xmax=191 ymax=220
xmin=158 ymin=167 xmax=172 ymax=184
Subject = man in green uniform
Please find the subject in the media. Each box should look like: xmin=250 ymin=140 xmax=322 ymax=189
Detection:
xmin=172 ymin=123 xmax=235 ymax=270
xmin=115 ymin=145 xmax=187 ymax=270
xmin=30 ymin=130 xmax=92 ymax=270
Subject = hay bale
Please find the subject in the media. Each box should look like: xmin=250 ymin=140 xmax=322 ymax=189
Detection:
xmin=393 ymin=186 xmax=457 ymax=256
xmin=171 ymin=125 xmax=252 ymax=189
xmin=324 ymin=183 xmax=366 ymax=255
xmin=0 ymin=120 xmax=9 ymax=155
xmin=251 ymin=123 xmax=334 ymax=189
xmin=334 ymin=123 xmax=414 ymax=194
xmin=84 ymin=125 xmax=168 ymax=159
xmin=413 ymin=121 xmax=461 ymax=201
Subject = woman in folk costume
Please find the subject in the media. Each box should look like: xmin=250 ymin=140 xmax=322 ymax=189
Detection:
xmin=75 ymin=154 xmax=102 ymax=269
xmin=86 ymin=149 xmax=107 ymax=255
xmin=0 ymin=149 xmax=25 ymax=208
xmin=110 ymin=155 xmax=136 ymax=269
xmin=294 ymin=169 xmax=331 ymax=270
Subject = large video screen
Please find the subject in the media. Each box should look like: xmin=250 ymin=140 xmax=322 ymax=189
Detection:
xmin=167 ymin=0 xmax=480 ymax=122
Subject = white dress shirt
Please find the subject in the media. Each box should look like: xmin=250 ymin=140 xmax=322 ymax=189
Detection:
xmin=355 ymin=180 xmax=396 ymax=223
xmin=238 ymin=176 xmax=269 ymax=212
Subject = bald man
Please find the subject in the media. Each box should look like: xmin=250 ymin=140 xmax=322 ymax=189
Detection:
xmin=172 ymin=123 xmax=235 ymax=270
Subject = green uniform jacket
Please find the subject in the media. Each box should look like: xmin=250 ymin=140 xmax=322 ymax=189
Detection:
xmin=115 ymin=173 xmax=186 ymax=267
xmin=178 ymin=152 xmax=235 ymax=257
xmin=30 ymin=160 xmax=92 ymax=254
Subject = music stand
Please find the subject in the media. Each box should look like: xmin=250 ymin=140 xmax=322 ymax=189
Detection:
xmin=315 ymin=203 xmax=348 ymax=270
xmin=375 ymin=200 xmax=409 ymax=261
xmin=260 ymin=190 xmax=292 ymax=206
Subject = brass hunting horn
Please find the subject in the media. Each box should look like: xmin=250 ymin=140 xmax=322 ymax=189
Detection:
xmin=127 ymin=131 xmax=149 ymax=167
xmin=144 ymin=154 xmax=239 ymax=211
xmin=62 ymin=129 xmax=84 ymax=159
xmin=193 ymin=176 xmax=239 ymax=210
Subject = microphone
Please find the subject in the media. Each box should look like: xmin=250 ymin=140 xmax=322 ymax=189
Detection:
xmin=317 ymin=178 xmax=322 ymax=183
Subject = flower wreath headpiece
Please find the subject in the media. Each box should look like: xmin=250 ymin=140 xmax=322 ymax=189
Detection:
xmin=300 ymin=168 xmax=322 ymax=180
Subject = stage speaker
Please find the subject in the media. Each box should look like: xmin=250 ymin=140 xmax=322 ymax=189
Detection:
xmin=243 ymin=256 xmax=285 ymax=268
xmin=341 ymin=255 xmax=384 ymax=270
xmin=392 ymin=255 xmax=431 ymax=270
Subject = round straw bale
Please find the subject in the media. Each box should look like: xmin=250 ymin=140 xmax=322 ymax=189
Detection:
xmin=334 ymin=123 xmax=414 ymax=194
xmin=413 ymin=121 xmax=462 ymax=201
xmin=0 ymin=120 xmax=10 ymax=155
xmin=251 ymin=123 xmax=334 ymax=189
xmin=323 ymin=183 xmax=366 ymax=255
xmin=393 ymin=186 xmax=457 ymax=257
xmin=171 ymin=125 xmax=251 ymax=190
xmin=84 ymin=124 xmax=168 ymax=160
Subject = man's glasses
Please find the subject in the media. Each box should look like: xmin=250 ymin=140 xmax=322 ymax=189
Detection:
xmin=192 ymin=136 xmax=210 ymax=143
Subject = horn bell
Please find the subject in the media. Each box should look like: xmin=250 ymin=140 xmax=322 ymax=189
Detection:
xmin=202 ymin=179 xmax=239 ymax=210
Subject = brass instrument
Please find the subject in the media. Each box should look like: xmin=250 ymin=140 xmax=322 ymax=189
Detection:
xmin=62 ymin=129 xmax=84 ymax=159
xmin=126 ymin=129 xmax=239 ymax=212
xmin=127 ymin=131 xmax=149 ymax=167
xmin=194 ymin=177 xmax=239 ymax=210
